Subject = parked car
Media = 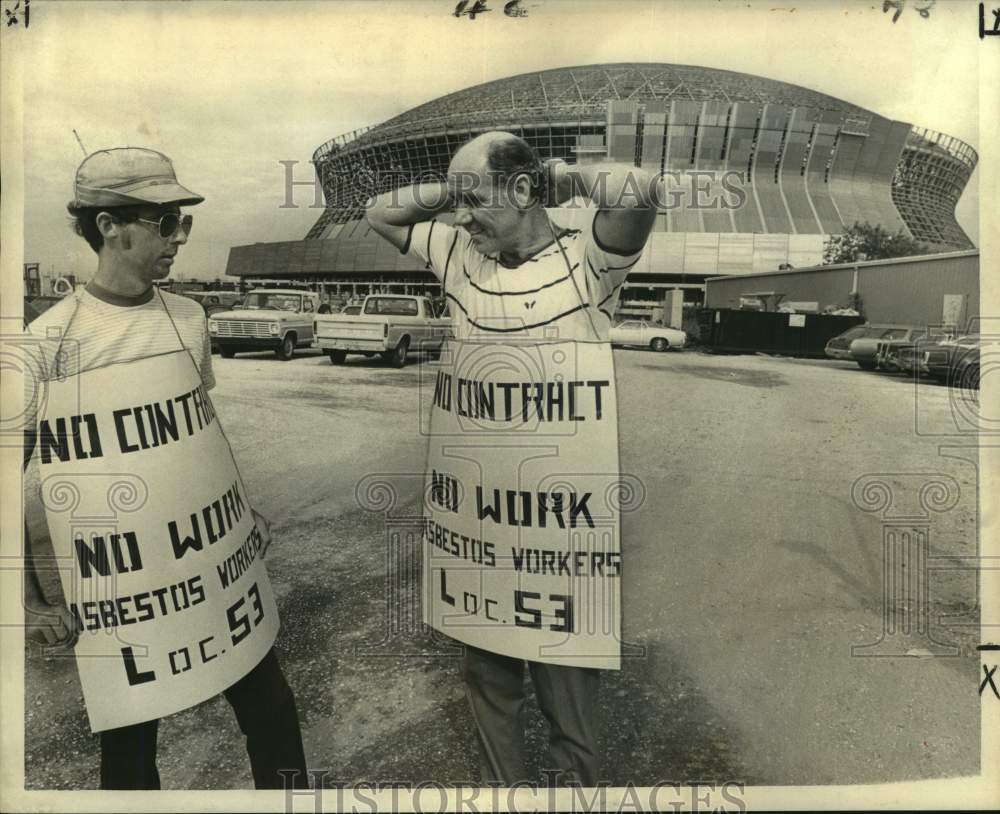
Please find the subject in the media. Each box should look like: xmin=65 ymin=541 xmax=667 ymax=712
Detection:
xmin=209 ymin=289 xmax=322 ymax=360
xmin=826 ymin=324 xmax=906 ymax=363
xmin=877 ymin=330 xmax=951 ymax=374
xmin=892 ymin=342 xmax=925 ymax=376
xmin=920 ymin=334 xmax=982 ymax=389
xmin=609 ymin=320 xmax=686 ymax=352
xmin=824 ymin=324 xmax=923 ymax=369
xmin=313 ymin=294 xmax=452 ymax=367
xmin=850 ymin=327 xmax=936 ymax=371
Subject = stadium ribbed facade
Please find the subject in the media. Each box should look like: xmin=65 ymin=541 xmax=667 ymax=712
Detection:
xmin=227 ymin=63 xmax=976 ymax=308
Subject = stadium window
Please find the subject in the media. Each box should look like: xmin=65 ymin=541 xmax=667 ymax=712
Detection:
xmin=747 ymin=116 xmax=761 ymax=176
xmin=824 ymin=130 xmax=841 ymax=183
xmin=774 ymin=123 xmax=789 ymax=183
xmin=720 ymin=105 xmax=733 ymax=161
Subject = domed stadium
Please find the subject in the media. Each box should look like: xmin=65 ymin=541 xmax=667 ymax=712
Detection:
xmin=227 ymin=63 xmax=977 ymax=311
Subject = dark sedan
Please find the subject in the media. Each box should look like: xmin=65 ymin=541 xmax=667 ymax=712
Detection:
xmin=876 ymin=330 xmax=951 ymax=373
xmin=921 ymin=335 xmax=982 ymax=389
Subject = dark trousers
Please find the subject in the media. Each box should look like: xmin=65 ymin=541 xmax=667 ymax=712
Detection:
xmin=460 ymin=644 xmax=601 ymax=786
xmin=99 ymin=649 xmax=307 ymax=790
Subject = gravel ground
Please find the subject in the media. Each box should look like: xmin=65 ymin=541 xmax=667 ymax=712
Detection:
xmin=23 ymin=346 xmax=981 ymax=789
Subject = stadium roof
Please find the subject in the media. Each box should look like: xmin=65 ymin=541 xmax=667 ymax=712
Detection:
xmin=377 ymin=62 xmax=872 ymax=131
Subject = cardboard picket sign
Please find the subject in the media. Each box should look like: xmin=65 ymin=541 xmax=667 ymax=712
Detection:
xmin=36 ymin=351 xmax=278 ymax=732
xmin=423 ymin=339 xmax=622 ymax=670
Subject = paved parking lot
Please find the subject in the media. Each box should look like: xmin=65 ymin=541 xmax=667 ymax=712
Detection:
xmin=24 ymin=346 xmax=981 ymax=788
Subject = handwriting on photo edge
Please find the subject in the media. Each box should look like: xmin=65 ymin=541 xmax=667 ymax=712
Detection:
xmin=980 ymin=2 xmax=1000 ymax=37
xmin=4 ymin=0 xmax=29 ymax=29
xmin=883 ymin=0 xmax=936 ymax=24
xmin=453 ymin=0 xmax=531 ymax=20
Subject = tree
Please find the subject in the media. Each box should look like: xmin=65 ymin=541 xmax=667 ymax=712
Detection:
xmin=823 ymin=221 xmax=929 ymax=265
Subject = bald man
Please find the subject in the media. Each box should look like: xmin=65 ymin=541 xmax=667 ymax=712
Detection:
xmin=367 ymin=132 xmax=657 ymax=785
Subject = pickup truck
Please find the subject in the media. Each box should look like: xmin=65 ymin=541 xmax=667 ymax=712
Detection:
xmin=313 ymin=295 xmax=451 ymax=367
xmin=209 ymin=288 xmax=328 ymax=360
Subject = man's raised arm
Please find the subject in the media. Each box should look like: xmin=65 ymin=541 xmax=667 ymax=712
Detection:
xmin=548 ymin=161 xmax=658 ymax=255
xmin=365 ymin=181 xmax=452 ymax=252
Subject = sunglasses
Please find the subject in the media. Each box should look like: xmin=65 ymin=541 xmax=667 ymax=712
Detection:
xmin=135 ymin=212 xmax=194 ymax=239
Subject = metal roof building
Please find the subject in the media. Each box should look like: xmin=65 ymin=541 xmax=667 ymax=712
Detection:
xmin=704 ymin=250 xmax=979 ymax=330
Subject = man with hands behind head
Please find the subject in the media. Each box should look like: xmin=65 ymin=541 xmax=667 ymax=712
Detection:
xmin=367 ymin=132 xmax=657 ymax=786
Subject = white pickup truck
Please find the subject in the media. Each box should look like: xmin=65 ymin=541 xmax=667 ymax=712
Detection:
xmin=313 ymin=295 xmax=451 ymax=367
xmin=209 ymin=289 xmax=328 ymax=360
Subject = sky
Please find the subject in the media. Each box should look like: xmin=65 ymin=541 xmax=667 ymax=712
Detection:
xmin=15 ymin=0 xmax=983 ymax=283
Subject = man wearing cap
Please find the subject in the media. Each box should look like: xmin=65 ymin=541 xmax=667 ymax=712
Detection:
xmin=22 ymin=148 xmax=307 ymax=789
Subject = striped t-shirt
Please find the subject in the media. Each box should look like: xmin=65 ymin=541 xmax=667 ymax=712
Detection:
xmin=403 ymin=213 xmax=644 ymax=342
xmin=24 ymin=288 xmax=214 ymax=431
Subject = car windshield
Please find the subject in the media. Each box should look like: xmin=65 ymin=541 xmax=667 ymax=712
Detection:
xmin=834 ymin=326 xmax=870 ymax=342
xmin=364 ymin=297 xmax=418 ymax=316
xmin=243 ymin=294 xmax=300 ymax=311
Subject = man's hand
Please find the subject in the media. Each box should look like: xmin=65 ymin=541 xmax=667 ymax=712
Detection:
xmin=253 ymin=508 xmax=273 ymax=558
xmin=25 ymin=600 xmax=79 ymax=649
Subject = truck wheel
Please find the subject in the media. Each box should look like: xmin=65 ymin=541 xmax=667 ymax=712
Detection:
xmin=276 ymin=333 xmax=296 ymax=361
xmin=328 ymin=349 xmax=347 ymax=364
xmin=220 ymin=346 xmax=236 ymax=359
xmin=856 ymin=360 xmax=876 ymax=371
xmin=650 ymin=337 xmax=669 ymax=352
xmin=385 ymin=337 xmax=409 ymax=368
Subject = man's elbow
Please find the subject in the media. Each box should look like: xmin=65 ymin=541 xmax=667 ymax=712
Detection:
xmin=367 ymin=209 xmax=398 ymax=244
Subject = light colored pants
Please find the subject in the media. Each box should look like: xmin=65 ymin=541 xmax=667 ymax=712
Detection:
xmin=460 ymin=644 xmax=601 ymax=786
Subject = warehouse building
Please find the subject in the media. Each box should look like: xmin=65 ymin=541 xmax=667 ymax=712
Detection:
xmin=704 ymin=249 xmax=979 ymax=331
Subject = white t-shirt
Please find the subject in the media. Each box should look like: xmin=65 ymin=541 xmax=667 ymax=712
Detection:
xmin=24 ymin=288 xmax=214 ymax=433
xmin=404 ymin=214 xmax=644 ymax=341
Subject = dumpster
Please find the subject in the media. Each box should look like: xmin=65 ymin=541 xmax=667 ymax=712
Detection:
xmin=697 ymin=309 xmax=864 ymax=358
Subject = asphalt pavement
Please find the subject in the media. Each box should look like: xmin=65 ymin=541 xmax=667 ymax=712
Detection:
xmin=23 ymin=345 xmax=981 ymax=788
